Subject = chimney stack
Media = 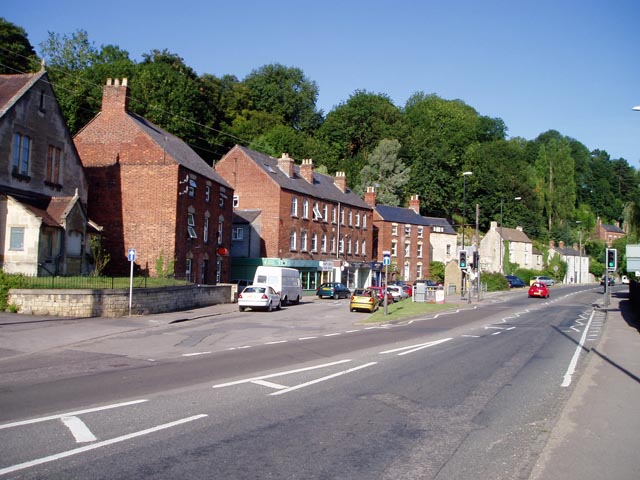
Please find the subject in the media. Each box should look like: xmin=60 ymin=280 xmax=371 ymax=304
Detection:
xmin=300 ymin=158 xmax=314 ymax=183
xmin=365 ymin=186 xmax=376 ymax=207
xmin=102 ymin=78 xmax=130 ymax=114
xmin=409 ymin=194 xmax=420 ymax=214
xmin=277 ymin=153 xmax=295 ymax=177
xmin=334 ymin=171 xmax=347 ymax=192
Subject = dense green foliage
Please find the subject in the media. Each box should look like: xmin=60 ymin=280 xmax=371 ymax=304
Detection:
xmin=0 ymin=272 xmax=28 ymax=311
xmin=0 ymin=17 xmax=40 ymax=73
xmin=482 ymin=272 xmax=510 ymax=292
xmin=2 ymin=19 xmax=639 ymax=267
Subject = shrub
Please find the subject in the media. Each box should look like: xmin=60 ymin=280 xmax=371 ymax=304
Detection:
xmin=482 ymin=272 xmax=510 ymax=291
xmin=0 ymin=272 xmax=28 ymax=311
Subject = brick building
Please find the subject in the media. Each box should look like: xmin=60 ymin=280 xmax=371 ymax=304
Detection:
xmin=0 ymin=68 xmax=90 ymax=276
xmin=74 ymin=78 xmax=233 ymax=283
xmin=215 ymin=146 xmax=374 ymax=290
xmin=365 ymin=189 xmax=432 ymax=283
xmin=593 ymin=216 xmax=625 ymax=246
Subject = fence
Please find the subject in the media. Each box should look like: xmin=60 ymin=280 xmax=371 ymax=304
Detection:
xmin=8 ymin=274 xmax=192 ymax=290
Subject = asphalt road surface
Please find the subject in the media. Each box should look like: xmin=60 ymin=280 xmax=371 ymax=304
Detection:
xmin=0 ymin=286 xmax=606 ymax=479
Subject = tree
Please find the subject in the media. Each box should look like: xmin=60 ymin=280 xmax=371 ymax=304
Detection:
xmin=358 ymin=139 xmax=410 ymax=206
xmin=0 ymin=18 xmax=40 ymax=74
xmin=244 ymin=63 xmax=322 ymax=133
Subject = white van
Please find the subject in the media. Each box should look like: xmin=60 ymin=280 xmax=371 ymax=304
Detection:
xmin=253 ymin=266 xmax=302 ymax=305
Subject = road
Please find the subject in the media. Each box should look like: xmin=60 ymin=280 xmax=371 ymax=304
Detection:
xmin=0 ymin=285 xmax=607 ymax=479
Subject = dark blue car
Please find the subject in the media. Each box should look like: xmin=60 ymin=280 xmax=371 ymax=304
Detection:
xmin=505 ymin=275 xmax=526 ymax=288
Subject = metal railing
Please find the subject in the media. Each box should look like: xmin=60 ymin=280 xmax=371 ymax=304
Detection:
xmin=9 ymin=274 xmax=193 ymax=290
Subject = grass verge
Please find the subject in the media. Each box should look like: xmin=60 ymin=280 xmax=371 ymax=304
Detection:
xmin=361 ymin=299 xmax=464 ymax=323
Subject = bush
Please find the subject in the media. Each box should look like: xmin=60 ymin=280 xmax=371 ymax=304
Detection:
xmin=0 ymin=272 xmax=28 ymax=311
xmin=483 ymin=272 xmax=510 ymax=291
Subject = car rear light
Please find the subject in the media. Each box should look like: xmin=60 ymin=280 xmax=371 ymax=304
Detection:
xmin=369 ymin=298 xmax=374 ymax=304
xmin=238 ymin=293 xmax=243 ymax=299
xmin=261 ymin=294 xmax=268 ymax=299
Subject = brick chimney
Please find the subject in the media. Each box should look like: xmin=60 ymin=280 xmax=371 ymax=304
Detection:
xmin=300 ymin=158 xmax=314 ymax=183
xmin=334 ymin=171 xmax=347 ymax=192
xmin=365 ymin=186 xmax=376 ymax=207
xmin=277 ymin=153 xmax=295 ymax=177
xmin=516 ymin=226 xmax=523 ymax=232
xmin=102 ymin=78 xmax=130 ymax=114
xmin=409 ymin=194 xmax=420 ymax=214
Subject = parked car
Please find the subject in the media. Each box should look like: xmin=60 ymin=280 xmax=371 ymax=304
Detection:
xmin=621 ymin=275 xmax=630 ymax=285
xmin=317 ymin=282 xmax=351 ymax=299
xmin=530 ymin=275 xmax=556 ymax=286
xmin=386 ymin=285 xmax=406 ymax=302
xmin=349 ymin=288 xmax=379 ymax=313
xmin=505 ymin=275 xmax=525 ymax=288
xmin=238 ymin=284 xmax=282 ymax=312
xmin=369 ymin=286 xmax=394 ymax=305
xmin=528 ymin=282 xmax=550 ymax=299
xmin=413 ymin=279 xmax=438 ymax=287
xmin=600 ymin=276 xmax=615 ymax=286
xmin=401 ymin=285 xmax=413 ymax=297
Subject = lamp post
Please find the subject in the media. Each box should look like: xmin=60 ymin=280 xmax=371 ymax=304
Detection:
xmin=499 ymin=196 xmax=522 ymax=274
xmin=576 ymin=220 xmax=582 ymax=284
xmin=461 ymin=172 xmax=473 ymax=249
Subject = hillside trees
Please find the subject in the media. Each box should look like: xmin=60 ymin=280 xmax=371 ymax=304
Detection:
xmin=357 ymin=139 xmax=410 ymax=206
xmin=0 ymin=18 xmax=40 ymax=74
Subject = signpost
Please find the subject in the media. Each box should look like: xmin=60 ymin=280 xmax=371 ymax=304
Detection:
xmin=128 ymin=248 xmax=136 ymax=317
xmin=382 ymin=251 xmax=390 ymax=315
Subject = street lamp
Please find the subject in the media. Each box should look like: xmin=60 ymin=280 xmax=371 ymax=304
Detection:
xmin=499 ymin=196 xmax=522 ymax=274
xmin=576 ymin=221 xmax=583 ymax=284
xmin=461 ymin=171 xmax=473 ymax=249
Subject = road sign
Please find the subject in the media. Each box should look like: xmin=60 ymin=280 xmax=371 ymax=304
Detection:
xmin=128 ymin=248 xmax=136 ymax=262
xmin=383 ymin=254 xmax=391 ymax=266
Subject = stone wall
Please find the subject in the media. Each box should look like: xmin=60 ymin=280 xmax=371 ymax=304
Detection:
xmin=9 ymin=284 xmax=233 ymax=318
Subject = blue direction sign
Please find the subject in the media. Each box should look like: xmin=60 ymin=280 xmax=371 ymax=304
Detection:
xmin=128 ymin=248 xmax=136 ymax=262
xmin=382 ymin=250 xmax=391 ymax=266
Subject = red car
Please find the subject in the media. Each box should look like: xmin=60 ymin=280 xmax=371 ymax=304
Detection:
xmin=528 ymin=282 xmax=550 ymax=299
xmin=369 ymin=286 xmax=394 ymax=305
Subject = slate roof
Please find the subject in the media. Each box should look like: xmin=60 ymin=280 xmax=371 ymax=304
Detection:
xmin=499 ymin=226 xmax=531 ymax=243
xmin=129 ymin=112 xmax=231 ymax=188
xmin=231 ymin=145 xmax=371 ymax=210
xmin=422 ymin=216 xmax=457 ymax=235
xmin=233 ymin=209 xmax=261 ymax=224
xmin=375 ymin=205 xmax=432 ymax=226
xmin=0 ymin=70 xmax=44 ymax=118
xmin=8 ymin=195 xmax=77 ymax=228
xmin=553 ymin=246 xmax=581 ymax=257
xmin=602 ymin=223 xmax=624 ymax=234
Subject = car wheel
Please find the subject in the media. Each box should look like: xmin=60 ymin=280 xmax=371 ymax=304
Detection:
xmin=267 ymin=302 xmax=272 ymax=312
xmin=333 ymin=293 xmax=339 ymax=300
xmin=239 ymin=306 xmax=245 ymax=312
xmin=293 ymin=296 xmax=300 ymax=305
xmin=276 ymin=299 xmax=282 ymax=310
xmin=318 ymin=295 xmax=322 ymax=299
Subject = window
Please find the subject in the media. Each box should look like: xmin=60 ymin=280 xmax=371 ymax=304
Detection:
xmin=323 ymin=204 xmax=328 ymax=222
xmin=290 ymin=230 xmax=297 ymax=250
xmin=9 ymin=227 xmax=24 ymax=250
xmin=12 ymin=133 xmax=30 ymax=175
xmin=417 ymin=263 xmax=423 ymax=279
xmin=205 ymin=186 xmax=211 ymax=202
xmin=348 ymin=210 xmax=353 ymax=226
xmin=418 ymin=227 xmax=423 ymax=238
xmin=391 ymin=224 xmax=398 ymax=236
xmin=311 ymin=233 xmax=318 ymax=252
xmin=232 ymin=227 xmax=243 ymax=240
xmin=204 ymin=216 xmax=210 ymax=243
xmin=302 ymin=199 xmax=309 ymax=219
xmin=433 ymin=226 xmax=444 ymax=233
xmin=417 ymin=243 xmax=423 ymax=258
xmin=219 ymin=196 xmax=224 ymax=208
xmin=187 ymin=213 xmax=197 ymax=239
xmin=313 ymin=202 xmax=322 ymax=220
xmin=331 ymin=206 xmax=337 ymax=224
xmin=404 ymin=242 xmax=410 ymax=257
xmin=188 ymin=178 xmax=196 ymax=198
xmin=347 ymin=238 xmax=352 ymax=254
xmin=354 ymin=239 xmax=359 ymax=255
xmin=330 ymin=235 xmax=336 ymax=253
xmin=67 ymin=231 xmax=82 ymax=255
xmin=339 ymin=236 xmax=345 ymax=254
xmin=446 ymin=244 xmax=451 ymax=256
xmin=321 ymin=234 xmax=327 ymax=253
xmin=185 ymin=258 xmax=192 ymax=280
xmin=340 ymin=208 xmax=345 ymax=225
xmin=301 ymin=231 xmax=308 ymax=251
xmin=362 ymin=240 xmax=366 ymax=257
xmin=233 ymin=195 xmax=239 ymax=208
xmin=355 ymin=212 xmax=360 ymax=227
xmin=291 ymin=197 xmax=298 ymax=217
xmin=46 ymin=145 xmax=62 ymax=184
xmin=217 ymin=218 xmax=224 ymax=245
xmin=405 ymin=225 xmax=411 ymax=236
xmin=39 ymin=89 xmax=46 ymax=112
xmin=363 ymin=214 xmax=367 ymax=229
xmin=391 ymin=241 xmax=397 ymax=256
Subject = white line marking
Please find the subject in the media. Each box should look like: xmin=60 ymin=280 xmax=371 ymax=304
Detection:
xmin=484 ymin=326 xmax=505 ymax=330
xmin=323 ymin=333 xmax=341 ymax=337
xmin=182 ymin=351 xmax=211 ymax=357
xmin=345 ymin=330 xmax=360 ymax=333
xmin=492 ymin=332 xmax=502 ymax=335
xmin=298 ymin=336 xmax=317 ymax=340
xmin=0 ymin=400 xmax=148 ymax=430
xmin=506 ymin=327 xmax=516 ymax=331
xmin=264 ymin=340 xmax=287 ymax=345
xmin=270 ymin=362 xmax=377 ymax=395
xmin=380 ymin=338 xmax=452 ymax=356
xmin=561 ymin=310 xmax=596 ymax=387
xmin=461 ymin=335 xmax=481 ymax=338
xmin=251 ymin=379 xmax=288 ymax=390
xmin=0 ymin=414 xmax=207 ymax=476
xmin=61 ymin=416 xmax=97 ymax=443
xmin=570 ymin=326 xmax=580 ymax=332
xmin=238 ymin=346 xmax=252 ymax=349
xmin=212 ymin=359 xmax=352 ymax=388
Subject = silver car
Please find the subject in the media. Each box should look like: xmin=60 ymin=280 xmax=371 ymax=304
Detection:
xmin=238 ymin=284 xmax=282 ymax=312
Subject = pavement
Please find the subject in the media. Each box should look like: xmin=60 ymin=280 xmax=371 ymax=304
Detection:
xmin=1 ymin=286 xmax=639 ymax=479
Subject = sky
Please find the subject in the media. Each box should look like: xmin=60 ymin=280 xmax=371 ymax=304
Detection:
xmin=4 ymin=0 xmax=640 ymax=168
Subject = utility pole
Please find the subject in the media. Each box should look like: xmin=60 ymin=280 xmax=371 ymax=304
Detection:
xmin=476 ymin=204 xmax=480 ymax=301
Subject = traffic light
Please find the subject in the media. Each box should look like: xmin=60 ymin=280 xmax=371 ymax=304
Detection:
xmin=458 ymin=250 xmax=467 ymax=268
xmin=472 ymin=251 xmax=479 ymax=268
xmin=606 ymin=248 xmax=617 ymax=271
